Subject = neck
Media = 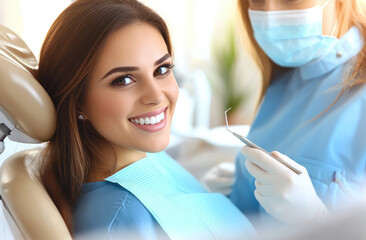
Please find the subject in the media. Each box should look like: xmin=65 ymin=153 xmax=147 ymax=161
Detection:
xmin=86 ymin=146 xmax=146 ymax=182
xmin=114 ymin=146 xmax=146 ymax=171
xmin=322 ymin=0 xmax=337 ymax=36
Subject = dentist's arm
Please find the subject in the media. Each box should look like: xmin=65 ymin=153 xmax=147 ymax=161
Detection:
xmin=241 ymin=146 xmax=329 ymax=225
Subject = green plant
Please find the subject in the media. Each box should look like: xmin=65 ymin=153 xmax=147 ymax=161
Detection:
xmin=212 ymin=24 xmax=246 ymax=115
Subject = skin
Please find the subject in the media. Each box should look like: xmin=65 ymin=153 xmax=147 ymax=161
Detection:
xmin=248 ymin=0 xmax=337 ymax=36
xmin=83 ymin=22 xmax=179 ymax=173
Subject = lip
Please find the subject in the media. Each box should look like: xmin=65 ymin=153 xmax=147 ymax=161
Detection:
xmin=129 ymin=107 xmax=167 ymax=120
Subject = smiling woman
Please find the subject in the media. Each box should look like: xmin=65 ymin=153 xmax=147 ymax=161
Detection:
xmin=36 ymin=0 xmax=254 ymax=239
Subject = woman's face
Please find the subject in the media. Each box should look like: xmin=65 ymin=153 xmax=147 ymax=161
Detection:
xmin=84 ymin=22 xmax=178 ymax=163
xmin=248 ymin=0 xmax=337 ymax=35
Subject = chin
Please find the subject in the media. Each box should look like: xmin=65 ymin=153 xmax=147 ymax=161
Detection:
xmin=142 ymin=135 xmax=170 ymax=153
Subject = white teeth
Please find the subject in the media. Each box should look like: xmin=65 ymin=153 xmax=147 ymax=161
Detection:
xmin=150 ymin=116 xmax=156 ymax=125
xmin=144 ymin=117 xmax=151 ymax=124
xmin=131 ymin=111 xmax=165 ymax=125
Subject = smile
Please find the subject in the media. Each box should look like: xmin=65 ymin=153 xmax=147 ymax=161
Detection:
xmin=129 ymin=107 xmax=168 ymax=132
xmin=130 ymin=111 xmax=165 ymax=125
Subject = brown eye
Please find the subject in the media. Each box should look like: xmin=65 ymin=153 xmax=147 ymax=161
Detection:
xmin=154 ymin=63 xmax=174 ymax=77
xmin=110 ymin=74 xmax=135 ymax=87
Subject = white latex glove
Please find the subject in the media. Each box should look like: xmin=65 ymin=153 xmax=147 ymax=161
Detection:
xmin=241 ymin=146 xmax=329 ymax=225
xmin=201 ymin=162 xmax=235 ymax=195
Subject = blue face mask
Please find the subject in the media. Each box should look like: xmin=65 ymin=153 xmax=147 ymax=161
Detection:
xmin=248 ymin=1 xmax=337 ymax=67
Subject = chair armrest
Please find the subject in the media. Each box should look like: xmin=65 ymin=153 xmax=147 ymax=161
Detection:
xmin=0 ymin=148 xmax=72 ymax=240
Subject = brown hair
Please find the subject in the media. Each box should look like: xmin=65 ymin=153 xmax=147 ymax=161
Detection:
xmin=238 ymin=0 xmax=366 ymax=106
xmin=37 ymin=0 xmax=172 ymax=226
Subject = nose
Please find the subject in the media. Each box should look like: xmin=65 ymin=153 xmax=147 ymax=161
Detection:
xmin=140 ymin=78 xmax=164 ymax=105
xmin=263 ymin=2 xmax=278 ymax=11
xmin=250 ymin=0 xmax=281 ymax=11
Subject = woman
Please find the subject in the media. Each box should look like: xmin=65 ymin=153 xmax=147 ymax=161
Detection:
xmin=37 ymin=0 xmax=254 ymax=239
xmin=229 ymin=0 xmax=366 ymax=226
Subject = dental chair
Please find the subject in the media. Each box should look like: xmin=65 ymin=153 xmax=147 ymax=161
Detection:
xmin=0 ymin=25 xmax=72 ymax=239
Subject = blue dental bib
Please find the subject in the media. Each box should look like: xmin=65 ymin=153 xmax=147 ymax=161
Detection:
xmin=106 ymin=151 xmax=254 ymax=240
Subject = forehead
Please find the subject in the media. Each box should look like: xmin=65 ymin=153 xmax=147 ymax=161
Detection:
xmin=92 ymin=22 xmax=168 ymax=78
xmin=248 ymin=0 xmax=322 ymax=9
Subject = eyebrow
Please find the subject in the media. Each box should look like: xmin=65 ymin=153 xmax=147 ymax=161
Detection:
xmin=101 ymin=53 xmax=171 ymax=80
xmin=154 ymin=53 xmax=171 ymax=66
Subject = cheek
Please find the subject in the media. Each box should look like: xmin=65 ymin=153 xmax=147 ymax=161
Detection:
xmin=85 ymin=89 xmax=131 ymax=126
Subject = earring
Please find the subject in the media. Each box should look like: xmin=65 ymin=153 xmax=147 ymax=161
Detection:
xmin=77 ymin=114 xmax=85 ymax=120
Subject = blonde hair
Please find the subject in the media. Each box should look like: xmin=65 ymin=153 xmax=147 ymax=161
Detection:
xmin=238 ymin=0 xmax=366 ymax=103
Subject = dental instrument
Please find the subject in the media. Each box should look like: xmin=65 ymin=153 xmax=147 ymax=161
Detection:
xmin=225 ymin=108 xmax=301 ymax=175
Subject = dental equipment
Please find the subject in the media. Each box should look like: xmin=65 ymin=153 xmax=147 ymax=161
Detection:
xmin=225 ymin=108 xmax=301 ymax=175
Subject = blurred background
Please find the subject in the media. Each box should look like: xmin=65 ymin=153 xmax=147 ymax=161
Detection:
xmin=3 ymin=3 xmax=366 ymax=239
xmin=0 ymin=0 xmax=262 ymax=179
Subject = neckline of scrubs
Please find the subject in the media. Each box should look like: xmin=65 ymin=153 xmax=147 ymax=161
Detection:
xmin=299 ymin=26 xmax=364 ymax=80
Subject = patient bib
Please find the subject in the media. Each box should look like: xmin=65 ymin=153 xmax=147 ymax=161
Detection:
xmin=105 ymin=151 xmax=254 ymax=240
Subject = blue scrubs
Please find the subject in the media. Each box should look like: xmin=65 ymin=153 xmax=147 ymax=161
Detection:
xmin=230 ymin=26 xmax=366 ymax=223
xmin=73 ymin=151 xmax=254 ymax=239
xmin=72 ymin=181 xmax=168 ymax=239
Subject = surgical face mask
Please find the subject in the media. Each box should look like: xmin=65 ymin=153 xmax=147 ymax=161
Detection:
xmin=248 ymin=0 xmax=337 ymax=67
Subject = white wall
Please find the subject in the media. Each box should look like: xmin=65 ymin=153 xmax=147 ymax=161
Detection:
xmin=0 ymin=0 xmax=72 ymax=59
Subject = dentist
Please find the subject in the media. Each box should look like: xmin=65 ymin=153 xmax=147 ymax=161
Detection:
xmin=206 ymin=0 xmax=366 ymax=226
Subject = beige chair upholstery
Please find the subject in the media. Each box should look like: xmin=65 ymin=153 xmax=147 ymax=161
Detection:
xmin=1 ymin=149 xmax=72 ymax=240
xmin=0 ymin=25 xmax=72 ymax=239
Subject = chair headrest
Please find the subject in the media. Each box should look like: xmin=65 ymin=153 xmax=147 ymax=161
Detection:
xmin=0 ymin=25 xmax=56 ymax=153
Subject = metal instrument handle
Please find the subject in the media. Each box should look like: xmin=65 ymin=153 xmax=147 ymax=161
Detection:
xmin=232 ymin=132 xmax=302 ymax=175
xmin=225 ymin=107 xmax=301 ymax=175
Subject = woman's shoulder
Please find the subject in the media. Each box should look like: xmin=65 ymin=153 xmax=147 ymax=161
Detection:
xmin=72 ymin=181 xmax=161 ymax=238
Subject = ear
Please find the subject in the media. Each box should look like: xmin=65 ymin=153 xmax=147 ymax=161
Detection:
xmin=76 ymin=105 xmax=88 ymax=121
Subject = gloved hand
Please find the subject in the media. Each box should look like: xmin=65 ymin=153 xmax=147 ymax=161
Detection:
xmin=241 ymin=146 xmax=329 ymax=225
xmin=201 ymin=162 xmax=235 ymax=195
